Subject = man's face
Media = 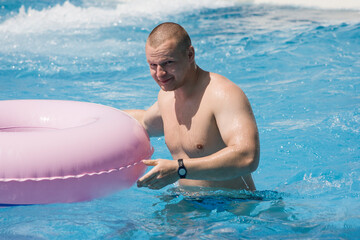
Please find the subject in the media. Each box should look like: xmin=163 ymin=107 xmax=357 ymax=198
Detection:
xmin=146 ymin=39 xmax=191 ymax=92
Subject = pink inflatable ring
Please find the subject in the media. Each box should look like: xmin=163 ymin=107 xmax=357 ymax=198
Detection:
xmin=0 ymin=100 xmax=152 ymax=205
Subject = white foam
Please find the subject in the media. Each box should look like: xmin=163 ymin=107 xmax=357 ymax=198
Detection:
xmin=1 ymin=0 xmax=358 ymax=35
xmin=254 ymin=0 xmax=360 ymax=10
xmin=0 ymin=0 xmax=238 ymax=34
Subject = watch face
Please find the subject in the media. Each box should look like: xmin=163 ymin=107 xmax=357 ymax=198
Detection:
xmin=179 ymin=168 xmax=186 ymax=176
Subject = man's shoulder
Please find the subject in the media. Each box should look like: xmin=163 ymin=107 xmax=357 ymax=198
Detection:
xmin=207 ymin=73 xmax=253 ymax=122
xmin=156 ymin=89 xmax=174 ymax=108
xmin=207 ymin=72 xmax=246 ymax=100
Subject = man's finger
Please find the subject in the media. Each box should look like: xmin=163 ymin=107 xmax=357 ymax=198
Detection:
xmin=142 ymin=159 xmax=158 ymax=166
xmin=137 ymin=168 xmax=158 ymax=187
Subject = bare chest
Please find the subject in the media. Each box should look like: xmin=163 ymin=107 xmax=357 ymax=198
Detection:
xmin=161 ymin=100 xmax=225 ymax=158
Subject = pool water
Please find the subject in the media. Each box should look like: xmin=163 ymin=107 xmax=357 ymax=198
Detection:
xmin=1 ymin=0 xmax=359 ymax=239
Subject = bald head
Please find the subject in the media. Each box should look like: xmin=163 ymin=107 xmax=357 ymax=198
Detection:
xmin=147 ymin=22 xmax=192 ymax=53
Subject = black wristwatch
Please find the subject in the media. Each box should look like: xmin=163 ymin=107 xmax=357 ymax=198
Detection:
xmin=177 ymin=159 xmax=187 ymax=179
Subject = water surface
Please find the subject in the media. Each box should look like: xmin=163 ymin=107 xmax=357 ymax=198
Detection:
xmin=0 ymin=0 xmax=359 ymax=239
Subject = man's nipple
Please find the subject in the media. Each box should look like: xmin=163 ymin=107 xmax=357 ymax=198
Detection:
xmin=196 ymin=144 xmax=203 ymax=150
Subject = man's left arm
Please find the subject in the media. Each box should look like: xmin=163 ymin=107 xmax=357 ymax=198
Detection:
xmin=183 ymin=82 xmax=260 ymax=181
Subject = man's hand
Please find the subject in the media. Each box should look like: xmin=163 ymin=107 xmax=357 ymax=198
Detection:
xmin=137 ymin=159 xmax=179 ymax=190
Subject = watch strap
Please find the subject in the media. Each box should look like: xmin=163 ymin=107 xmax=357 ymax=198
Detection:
xmin=177 ymin=159 xmax=187 ymax=178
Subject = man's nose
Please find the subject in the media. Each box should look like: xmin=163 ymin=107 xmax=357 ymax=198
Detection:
xmin=156 ymin=65 xmax=166 ymax=78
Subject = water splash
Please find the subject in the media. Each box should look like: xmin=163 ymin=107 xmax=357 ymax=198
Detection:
xmin=0 ymin=0 xmax=238 ymax=34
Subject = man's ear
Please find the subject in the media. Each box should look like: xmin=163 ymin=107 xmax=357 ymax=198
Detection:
xmin=188 ymin=45 xmax=195 ymax=63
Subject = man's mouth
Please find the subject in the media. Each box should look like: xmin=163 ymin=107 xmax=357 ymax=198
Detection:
xmin=158 ymin=77 xmax=172 ymax=84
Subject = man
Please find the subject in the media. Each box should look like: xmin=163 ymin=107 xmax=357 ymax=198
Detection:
xmin=126 ymin=22 xmax=259 ymax=191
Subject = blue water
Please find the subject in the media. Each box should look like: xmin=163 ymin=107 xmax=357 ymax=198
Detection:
xmin=1 ymin=0 xmax=360 ymax=239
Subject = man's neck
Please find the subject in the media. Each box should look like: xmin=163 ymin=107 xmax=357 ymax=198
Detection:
xmin=174 ymin=65 xmax=203 ymax=100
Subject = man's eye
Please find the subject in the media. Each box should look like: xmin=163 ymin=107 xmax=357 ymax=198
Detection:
xmin=162 ymin=61 xmax=173 ymax=67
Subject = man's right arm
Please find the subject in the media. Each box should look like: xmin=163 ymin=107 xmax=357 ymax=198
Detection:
xmin=124 ymin=101 xmax=164 ymax=137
